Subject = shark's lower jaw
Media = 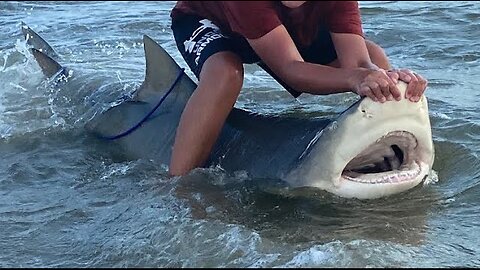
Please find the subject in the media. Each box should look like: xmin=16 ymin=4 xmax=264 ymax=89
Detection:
xmin=342 ymin=160 xmax=424 ymax=184
xmin=340 ymin=131 xmax=427 ymax=185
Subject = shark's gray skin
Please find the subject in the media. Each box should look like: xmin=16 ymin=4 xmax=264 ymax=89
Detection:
xmin=22 ymin=22 xmax=67 ymax=78
xmin=22 ymin=25 xmax=435 ymax=199
xmin=21 ymin=22 xmax=58 ymax=59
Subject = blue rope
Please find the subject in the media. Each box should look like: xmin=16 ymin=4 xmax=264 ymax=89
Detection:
xmin=101 ymin=68 xmax=184 ymax=140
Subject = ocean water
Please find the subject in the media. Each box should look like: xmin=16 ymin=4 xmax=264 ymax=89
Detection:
xmin=1 ymin=1 xmax=479 ymax=267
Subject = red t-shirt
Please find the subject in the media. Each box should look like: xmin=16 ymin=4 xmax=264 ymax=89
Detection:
xmin=171 ymin=1 xmax=364 ymax=47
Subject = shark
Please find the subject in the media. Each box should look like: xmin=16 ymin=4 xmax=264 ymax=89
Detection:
xmin=21 ymin=23 xmax=435 ymax=199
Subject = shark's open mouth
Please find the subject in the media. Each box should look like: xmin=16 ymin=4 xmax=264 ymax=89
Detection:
xmin=341 ymin=131 xmax=423 ymax=184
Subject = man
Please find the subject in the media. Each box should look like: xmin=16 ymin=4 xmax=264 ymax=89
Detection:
xmin=168 ymin=1 xmax=428 ymax=176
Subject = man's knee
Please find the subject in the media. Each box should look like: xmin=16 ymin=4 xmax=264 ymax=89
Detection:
xmin=200 ymin=52 xmax=244 ymax=92
xmin=218 ymin=63 xmax=244 ymax=90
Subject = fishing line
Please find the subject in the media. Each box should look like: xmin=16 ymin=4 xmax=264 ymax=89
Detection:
xmin=100 ymin=68 xmax=184 ymax=140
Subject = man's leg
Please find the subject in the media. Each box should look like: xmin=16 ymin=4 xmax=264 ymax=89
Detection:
xmin=169 ymin=51 xmax=244 ymax=176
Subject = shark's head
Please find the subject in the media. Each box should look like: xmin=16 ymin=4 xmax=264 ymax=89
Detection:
xmin=286 ymin=81 xmax=435 ymax=199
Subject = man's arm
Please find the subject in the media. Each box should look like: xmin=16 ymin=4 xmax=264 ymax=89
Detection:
xmin=331 ymin=32 xmax=376 ymax=69
xmin=331 ymin=32 xmax=427 ymax=102
xmin=247 ymin=24 xmax=397 ymax=101
xmin=331 ymin=32 xmax=401 ymax=101
xmin=247 ymin=24 xmax=354 ymax=94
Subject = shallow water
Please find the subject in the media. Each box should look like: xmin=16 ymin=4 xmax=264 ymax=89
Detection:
xmin=1 ymin=1 xmax=480 ymax=267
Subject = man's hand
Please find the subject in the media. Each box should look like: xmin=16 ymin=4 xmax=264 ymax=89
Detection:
xmin=389 ymin=69 xmax=428 ymax=102
xmin=350 ymin=68 xmax=401 ymax=103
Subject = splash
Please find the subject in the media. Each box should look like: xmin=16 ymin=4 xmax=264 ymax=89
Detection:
xmin=283 ymin=245 xmax=331 ymax=267
xmin=423 ymin=169 xmax=439 ymax=186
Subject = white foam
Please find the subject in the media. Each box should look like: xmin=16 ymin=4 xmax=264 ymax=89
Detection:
xmin=432 ymin=112 xmax=451 ymax=120
xmin=283 ymin=245 xmax=330 ymax=267
xmin=423 ymin=169 xmax=439 ymax=186
xmin=100 ymin=161 xmax=136 ymax=180
xmin=0 ymin=124 xmax=13 ymax=139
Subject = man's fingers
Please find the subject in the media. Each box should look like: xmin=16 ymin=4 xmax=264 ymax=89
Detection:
xmin=391 ymin=85 xmax=402 ymax=101
xmin=356 ymin=69 xmax=427 ymax=103
xmin=378 ymin=79 xmax=393 ymax=101
xmin=397 ymin=69 xmax=412 ymax=83
xmin=367 ymin=81 xmax=386 ymax=102
xmin=386 ymin=70 xmax=399 ymax=84
xmin=405 ymin=72 xmax=419 ymax=100
xmin=412 ymin=72 xmax=428 ymax=102
xmin=416 ymin=72 xmax=428 ymax=95
xmin=360 ymin=85 xmax=377 ymax=102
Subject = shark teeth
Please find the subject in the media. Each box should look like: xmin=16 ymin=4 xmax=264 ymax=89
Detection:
xmin=342 ymin=161 xmax=422 ymax=184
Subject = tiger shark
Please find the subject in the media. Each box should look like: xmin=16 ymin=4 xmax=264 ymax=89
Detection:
xmin=22 ymin=23 xmax=435 ymax=199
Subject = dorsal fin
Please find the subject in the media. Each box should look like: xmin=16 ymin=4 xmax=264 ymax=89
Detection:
xmin=21 ymin=22 xmax=58 ymax=59
xmin=137 ymin=35 xmax=184 ymax=96
xmin=31 ymin=48 xmax=64 ymax=78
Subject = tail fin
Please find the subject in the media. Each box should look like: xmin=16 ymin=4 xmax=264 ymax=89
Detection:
xmin=20 ymin=23 xmax=65 ymax=78
xmin=31 ymin=48 xmax=65 ymax=78
xmin=21 ymin=22 xmax=58 ymax=59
